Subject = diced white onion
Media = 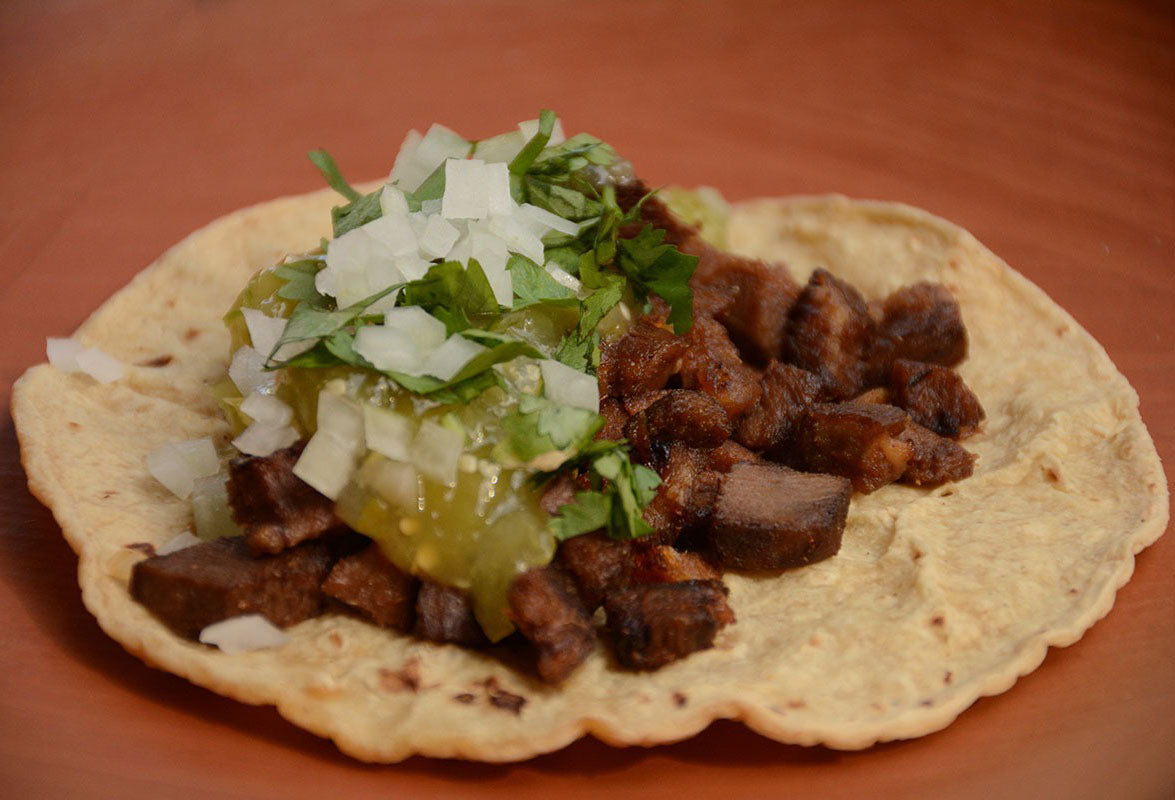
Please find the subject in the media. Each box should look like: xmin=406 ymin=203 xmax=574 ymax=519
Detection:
xmin=363 ymin=212 xmax=418 ymax=257
xmin=158 ymin=531 xmax=203 ymax=555
xmin=191 ymin=474 xmax=242 ymax=540
xmin=489 ymin=213 xmax=544 ymax=265
xmin=544 ymin=263 xmax=583 ymax=293
xmin=232 ymin=422 xmax=299 ymax=457
xmin=520 ymin=203 xmax=580 ymax=236
xmin=293 ymin=430 xmax=360 ymax=500
xmin=388 ymin=128 xmax=426 ymax=190
xmin=146 ymin=438 xmax=220 ymax=499
xmin=363 ymin=404 xmax=415 ymax=462
xmin=417 ymin=214 xmax=460 ymax=259
xmin=293 ymin=390 xmax=365 ymax=500
xmin=240 ymin=309 xmax=288 ymax=358
xmin=74 ymin=347 xmax=125 ymax=384
xmin=518 ymin=117 xmax=566 ymax=146
xmin=320 ymin=226 xmax=405 ymax=307
xmin=411 ymin=419 xmax=463 ymax=485
xmin=379 ymin=184 xmax=409 ymax=217
xmin=47 ymin=338 xmax=125 ymax=383
xmin=383 ymin=306 xmax=447 ymax=352
xmin=364 ymin=456 xmax=419 ymax=511
xmin=354 ymin=325 xmax=423 ymax=374
xmin=484 ymin=161 xmax=514 ymax=216
xmin=414 ymin=123 xmax=472 ymax=172
xmin=420 ymin=198 xmax=442 ymax=215
xmin=199 ymin=614 xmax=288 ymax=655
xmin=442 ymin=158 xmax=492 ymax=220
xmin=392 ymin=254 xmax=431 ymax=282
xmin=540 ymin=359 xmax=600 ymax=412
xmin=316 ymin=391 xmax=364 ymax=444
xmin=46 ymin=337 xmax=85 ymax=371
xmin=239 ymin=393 xmax=293 ymax=427
xmin=472 ymin=130 xmax=525 ymax=163
xmin=466 ymin=226 xmax=512 ymax=306
xmin=422 ymin=334 xmax=487 ymax=382
xmin=228 ymin=346 xmax=274 ymax=396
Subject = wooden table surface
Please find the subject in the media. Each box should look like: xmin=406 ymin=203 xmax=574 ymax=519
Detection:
xmin=2 ymin=1 xmax=1172 ymax=797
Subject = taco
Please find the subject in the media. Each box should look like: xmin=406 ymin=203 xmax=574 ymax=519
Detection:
xmin=11 ymin=113 xmax=1167 ymax=762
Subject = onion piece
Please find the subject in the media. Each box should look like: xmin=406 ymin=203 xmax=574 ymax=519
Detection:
xmin=74 ymin=347 xmax=125 ymax=384
xmin=417 ymin=214 xmax=460 ymax=259
xmin=239 ymin=393 xmax=293 ymax=427
xmin=232 ymin=422 xmax=299 ymax=457
xmin=158 ymin=531 xmax=202 ymax=556
xmin=364 ymin=405 xmax=415 ymax=462
xmin=540 ymin=359 xmax=600 ymax=412
xmin=472 ymin=130 xmax=525 ymax=163
xmin=379 ymin=184 xmax=409 ymax=217
xmin=519 ymin=203 xmax=580 ymax=237
xmin=191 ymin=474 xmax=242 ymax=540
xmin=47 ymin=338 xmax=125 ymax=383
xmin=199 ymin=614 xmax=288 ymax=655
xmin=146 ymin=438 xmax=220 ymax=499
xmin=382 ymin=306 xmax=447 ymax=352
xmin=442 ymin=158 xmax=492 ymax=220
xmin=422 ymin=335 xmax=487 ymax=382
xmin=240 ymin=309 xmax=288 ymax=358
xmin=228 ymin=346 xmax=274 ymax=396
xmin=293 ymin=389 xmax=365 ymax=500
xmin=411 ymin=419 xmax=463 ymax=485
xmin=354 ymin=325 xmax=423 ymax=375
xmin=518 ymin=116 xmax=566 ymax=146
xmin=360 ymin=455 xmax=419 ymax=511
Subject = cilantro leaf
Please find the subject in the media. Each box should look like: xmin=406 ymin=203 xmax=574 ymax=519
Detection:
xmin=545 ymin=446 xmax=661 ymax=542
xmin=401 ymin=260 xmax=500 ymax=333
xmin=552 ymin=274 xmax=623 ymax=370
xmin=507 ymin=254 xmax=575 ymax=308
xmin=273 ymin=257 xmax=328 ymax=306
xmin=308 ymin=150 xmax=362 ymax=202
xmin=331 ymin=190 xmax=383 ymax=238
xmin=495 ymin=395 xmax=603 ymax=465
xmin=508 ymin=109 xmax=556 ymax=176
xmin=266 ymin=282 xmax=401 ymax=366
xmin=616 ymin=225 xmax=698 ymax=335
xmin=549 ymin=491 xmax=612 ymax=541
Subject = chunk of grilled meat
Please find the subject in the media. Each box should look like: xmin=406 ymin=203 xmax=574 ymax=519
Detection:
xmin=227 ymin=443 xmax=347 ymax=556
xmin=679 ymin=316 xmax=763 ymax=419
xmin=786 ymin=268 xmax=874 ymax=399
xmin=791 ymin=402 xmax=913 ymax=493
xmin=899 ymin=422 xmax=977 ymax=487
xmin=709 ymin=462 xmax=851 ymax=571
xmin=735 ymin=361 xmax=824 ymax=455
xmin=321 ymin=543 xmax=417 ymax=631
xmin=890 ymin=359 xmax=985 ymax=438
xmin=415 ymin=580 xmax=487 ymax=646
xmin=508 ymin=565 xmax=595 ymax=684
xmin=867 ymin=282 xmax=968 ymax=381
xmin=609 ymin=318 xmax=688 ymax=398
xmin=605 ymin=580 xmax=734 ymax=670
xmin=130 ymin=536 xmax=332 ymax=639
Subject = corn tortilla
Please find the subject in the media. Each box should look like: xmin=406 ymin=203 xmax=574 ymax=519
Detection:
xmin=11 ymin=187 xmax=1168 ymax=761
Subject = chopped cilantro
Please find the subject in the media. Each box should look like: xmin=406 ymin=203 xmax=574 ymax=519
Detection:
xmin=546 ymin=445 xmax=661 ymax=542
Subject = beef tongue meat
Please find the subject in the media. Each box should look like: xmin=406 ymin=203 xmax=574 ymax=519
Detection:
xmin=130 ymin=536 xmax=332 ymax=639
xmin=507 ymin=565 xmax=595 ymax=684
xmin=605 ymin=580 xmax=734 ymax=670
xmin=708 ymin=462 xmax=851 ymax=571
xmin=790 ymin=402 xmax=913 ymax=493
xmin=321 ymin=543 xmax=418 ymax=631
xmin=890 ymin=359 xmax=985 ymax=438
xmin=227 ymin=443 xmax=347 ymax=556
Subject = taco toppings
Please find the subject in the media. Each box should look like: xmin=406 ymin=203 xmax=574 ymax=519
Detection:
xmin=127 ymin=112 xmax=984 ymax=681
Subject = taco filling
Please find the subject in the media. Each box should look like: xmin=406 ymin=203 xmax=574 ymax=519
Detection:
xmin=127 ymin=112 xmax=984 ymax=683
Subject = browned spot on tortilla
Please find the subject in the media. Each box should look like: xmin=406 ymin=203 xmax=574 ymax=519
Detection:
xmin=911 ymin=547 xmax=924 ymax=561
xmin=808 ymin=635 xmax=822 ymax=647
xmin=184 ymin=328 xmax=201 ymax=341
xmin=870 ymin=702 xmax=883 ymax=711
xmin=137 ymin=354 xmax=174 ymax=368
xmin=787 ymin=699 xmax=807 ymax=709
xmin=482 ymin=677 xmax=526 ymax=715
xmin=1068 ymin=588 xmax=1079 ymax=595
xmin=673 ymin=692 xmax=688 ymax=708
xmin=453 ymin=693 xmax=476 ymax=704
xmin=126 ymin=542 xmax=157 ymax=556
xmin=165 ymin=299 xmax=177 ymax=309
xmin=100 ymin=490 xmax=118 ymax=499
xmin=378 ymin=659 xmax=421 ymax=693
xmin=930 ymin=615 xmax=945 ymax=627
xmin=939 ymin=489 xmax=954 ymax=497
xmin=1044 ymin=467 xmax=1060 ymax=482
xmin=944 ymin=671 xmax=953 ymax=685
xmin=920 ymin=699 xmax=933 ymax=707
xmin=1056 ymin=326 xmax=1067 ymax=337
xmin=328 ymin=631 xmax=343 ymax=648
xmin=68 ymin=422 xmax=81 ymax=431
